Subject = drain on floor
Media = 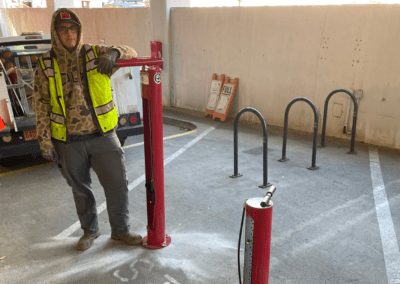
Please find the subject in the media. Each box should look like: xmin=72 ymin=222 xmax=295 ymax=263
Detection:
xmin=243 ymin=147 xmax=274 ymax=155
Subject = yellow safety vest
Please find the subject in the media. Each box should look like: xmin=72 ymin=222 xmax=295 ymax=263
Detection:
xmin=39 ymin=45 xmax=118 ymax=142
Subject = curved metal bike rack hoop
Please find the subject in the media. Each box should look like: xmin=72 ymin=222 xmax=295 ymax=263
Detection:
xmin=321 ymin=88 xmax=358 ymax=154
xmin=230 ymin=107 xmax=271 ymax=188
xmin=278 ymin=97 xmax=319 ymax=170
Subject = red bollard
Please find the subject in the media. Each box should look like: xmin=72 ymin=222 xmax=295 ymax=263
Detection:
xmin=115 ymin=41 xmax=171 ymax=249
xmin=240 ymin=186 xmax=276 ymax=284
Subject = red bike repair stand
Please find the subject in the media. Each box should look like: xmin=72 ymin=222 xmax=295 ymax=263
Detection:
xmin=115 ymin=41 xmax=171 ymax=249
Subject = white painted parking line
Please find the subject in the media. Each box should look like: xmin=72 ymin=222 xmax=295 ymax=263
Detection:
xmin=164 ymin=274 xmax=181 ymax=284
xmin=273 ymin=193 xmax=368 ymax=247
xmin=369 ymin=148 xmax=400 ymax=284
xmin=53 ymin=127 xmax=215 ymax=240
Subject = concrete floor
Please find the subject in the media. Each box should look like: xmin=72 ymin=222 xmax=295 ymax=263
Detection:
xmin=0 ymin=106 xmax=399 ymax=284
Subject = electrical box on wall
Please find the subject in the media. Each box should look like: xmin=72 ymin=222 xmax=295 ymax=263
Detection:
xmin=355 ymin=89 xmax=363 ymax=99
xmin=332 ymin=103 xmax=343 ymax=118
xmin=343 ymin=89 xmax=362 ymax=135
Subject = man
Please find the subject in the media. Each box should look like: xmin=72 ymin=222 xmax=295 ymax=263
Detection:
xmin=33 ymin=8 xmax=142 ymax=250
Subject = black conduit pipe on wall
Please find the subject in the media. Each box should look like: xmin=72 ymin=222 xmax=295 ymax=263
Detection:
xmin=230 ymin=107 xmax=272 ymax=188
xmin=321 ymin=88 xmax=358 ymax=154
xmin=278 ymin=97 xmax=320 ymax=170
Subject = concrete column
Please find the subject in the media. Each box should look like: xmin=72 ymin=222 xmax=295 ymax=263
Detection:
xmin=0 ymin=10 xmax=6 ymax=37
xmin=149 ymin=0 xmax=190 ymax=106
xmin=0 ymin=0 xmax=8 ymax=8
xmin=0 ymin=10 xmax=13 ymax=37
xmin=46 ymin=0 xmax=54 ymax=11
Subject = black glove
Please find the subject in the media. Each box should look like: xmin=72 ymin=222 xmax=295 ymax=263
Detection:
xmin=95 ymin=49 xmax=119 ymax=76
xmin=42 ymin=147 xmax=58 ymax=162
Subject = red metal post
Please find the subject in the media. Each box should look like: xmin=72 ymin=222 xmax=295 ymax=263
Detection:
xmin=243 ymin=198 xmax=273 ymax=284
xmin=115 ymin=41 xmax=170 ymax=249
xmin=115 ymin=58 xmax=163 ymax=69
xmin=151 ymin=41 xmax=163 ymax=58
xmin=141 ymin=65 xmax=171 ymax=249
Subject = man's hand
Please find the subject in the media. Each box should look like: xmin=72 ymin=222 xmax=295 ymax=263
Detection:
xmin=42 ymin=148 xmax=58 ymax=162
xmin=95 ymin=49 xmax=119 ymax=77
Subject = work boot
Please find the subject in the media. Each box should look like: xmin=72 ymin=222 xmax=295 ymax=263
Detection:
xmin=76 ymin=230 xmax=101 ymax=251
xmin=111 ymin=232 xmax=143 ymax=245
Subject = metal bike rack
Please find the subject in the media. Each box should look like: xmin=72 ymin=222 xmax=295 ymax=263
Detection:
xmin=230 ymin=107 xmax=271 ymax=188
xmin=321 ymin=88 xmax=358 ymax=154
xmin=278 ymin=97 xmax=319 ymax=170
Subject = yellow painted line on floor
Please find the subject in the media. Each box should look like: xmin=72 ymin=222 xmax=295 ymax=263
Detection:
xmin=122 ymin=129 xmax=197 ymax=150
xmin=0 ymin=162 xmax=53 ymax=177
xmin=1 ymin=129 xmax=197 ymax=177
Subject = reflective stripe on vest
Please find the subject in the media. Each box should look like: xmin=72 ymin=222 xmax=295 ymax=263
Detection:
xmin=39 ymin=55 xmax=67 ymax=141
xmin=39 ymin=45 xmax=118 ymax=142
xmin=84 ymin=45 xmax=118 ymax=132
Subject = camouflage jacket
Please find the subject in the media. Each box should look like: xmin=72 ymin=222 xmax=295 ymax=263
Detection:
xmin=32 ymin=8 xmax=137 ymax=155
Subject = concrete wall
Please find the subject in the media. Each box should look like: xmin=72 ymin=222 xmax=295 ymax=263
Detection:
xmin=149 ymin=0 xmax=191 ymax=106
xmin=0 ymin=7 xmax=150 ymax=56
xmin=171 ymin=5 xmax=400 ymax=150
xmin=0 ymin=8 xmax=53 ymax=36
xmin=73 ymin=8 xmax=150 ymax=56
xmin=54 ymin=0 xmax=75 ymax=10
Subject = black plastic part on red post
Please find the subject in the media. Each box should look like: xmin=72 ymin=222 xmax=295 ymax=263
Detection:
xmin=145 ymin=181 xmax=155 ymax=204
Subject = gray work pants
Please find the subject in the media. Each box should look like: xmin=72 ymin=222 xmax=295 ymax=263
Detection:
xmin=54 ymin=130 xmax=130 ymax=235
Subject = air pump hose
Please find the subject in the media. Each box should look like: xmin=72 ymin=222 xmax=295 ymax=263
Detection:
xmin=238 ymin=205 xmax=246 ymax=284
